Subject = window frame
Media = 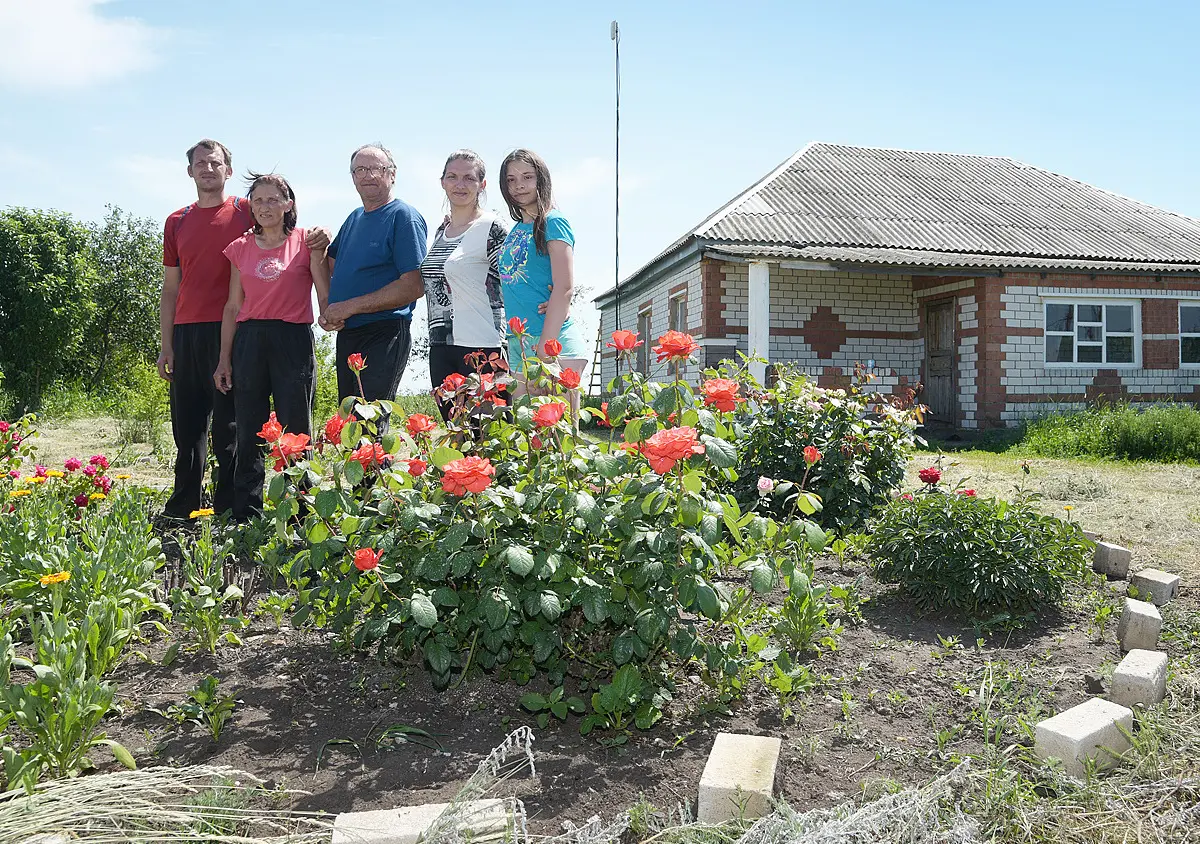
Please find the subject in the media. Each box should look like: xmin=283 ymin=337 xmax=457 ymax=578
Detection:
xmin=1042 ymin=298 xmax=1141 ymax=368
xmin=668 ymin=293 xmax=688 ymax=334
xmin=1181 ymin=303 xmax=1200 ymax=368
xmin=636 ymin=307 xmax=653 ymax=375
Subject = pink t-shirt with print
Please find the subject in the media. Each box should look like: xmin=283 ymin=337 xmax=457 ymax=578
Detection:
xmin=222 ymin=228 xmax=314 ymax=324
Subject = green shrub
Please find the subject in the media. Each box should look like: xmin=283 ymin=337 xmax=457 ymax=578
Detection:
xmin=734 ymin=365 xmax=923 ymax=530
xmin=1024 ymin=403 xmax=1200 ymax=463
xmin=868 ymin=491 xmax=1091 ymax=622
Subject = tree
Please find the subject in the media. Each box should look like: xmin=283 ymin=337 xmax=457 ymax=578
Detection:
xmin=0 ymin=208 xmax=97 ymax=414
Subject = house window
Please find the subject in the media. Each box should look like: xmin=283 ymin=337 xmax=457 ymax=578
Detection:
xmin=1044 ymin=300 xmax=1138 ymax=366
xmin=1182 ymin=304 xmax=1200 ymax=366
xmin=669 ymin=294 xmax=688 ymax=333
xmin=636 ymin=308 xmax=652 ymax=375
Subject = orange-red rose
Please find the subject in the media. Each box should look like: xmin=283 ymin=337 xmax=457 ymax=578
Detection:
xmin=533 ymin=402 xmax=567 ymax=428
xmin=606 ymin=330 xmax=643 ymax=353
xmin=702 ymin=378 xmax=744 ymax=412
xmin=653 ymin=330 xmax=700 ymax=364
xmin=508 ymin=316 xmax=527 ymax=336
xmin=270 ymin=432 xmax=310 ymax=471
xmin=803 ymin=445 xmax=822 ymax=465
xmin=258 ymin=412 xmax=283 ymax=443
xmin=559 ymin=367 xmax=581 ymax=389
xmin=542 ymin=338 xmax=563 ymax=358
xmin=351 ymin=442 xmax=387 ymax=469
xmin=441 ymin=456 xmax=495 ymax=496
xmin=354 ymin=547 xmax=382 ymax=572
xmin=347 ymin=353 xmax=366 ymax=373
xmin=640 ymin=426 xmax=705 ymax=474
xmin=324 ymin=414 xmax=346 ymax=445
xmin=403 ymin=458 xmax=428 ymax=477
xmin=406 ymin=414 xmax=437 ymax=436
xmin=439 ymin=372 xmax=466 ymax=394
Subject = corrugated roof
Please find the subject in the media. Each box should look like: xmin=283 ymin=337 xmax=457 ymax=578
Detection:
xmin=597 ymin=142 xmax=1200 ymax=302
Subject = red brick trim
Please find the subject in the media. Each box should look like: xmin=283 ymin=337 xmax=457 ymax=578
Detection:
xmin=1000 ymin=271 xmax=1200 ymax=291
xmin=700 ymin=257 xmax=728 ymax=339
xmin=668 ymin=282 xmax=688 ymax=296
xmin=638 ymin=298 xmax=653 ymax=313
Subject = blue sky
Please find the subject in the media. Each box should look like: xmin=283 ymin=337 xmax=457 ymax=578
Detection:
xmin=3 ymin=0 xmax=1200 ymax=390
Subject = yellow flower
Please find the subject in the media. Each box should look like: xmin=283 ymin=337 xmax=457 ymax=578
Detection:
xmin=39 ymin=571 xmax=71 ymax=586
xmin=8 ymin=489 xmax=30 ymax=498
xmin=115 ymin=473 xmax=131 ymax=480
xmin=189 ymin=508 xmax=215 ymax=518
xmin=89 ymin=492 xmax=106 ymax=501
xmin=27 ymin=476 xmax=47 ymax=484
xmin=47 ymin=470 xmax=65 ymax=478
xmin=1063 ymin=505 xmax=1075 ymax=512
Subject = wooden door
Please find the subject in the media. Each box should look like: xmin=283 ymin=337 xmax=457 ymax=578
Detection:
xmin=924 ymin=301 xmax=955 ymax=421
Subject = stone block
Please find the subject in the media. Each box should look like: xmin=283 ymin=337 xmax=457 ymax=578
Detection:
xmin=1129 ymin=568 xmax=1180 ymax=606
xmin=697 ymin=732 xmax=781 ymax=823
xmin=332 ymin=799 xmax=508 ymax=844
xmin=1117 ymin=598 xmax=1162 ymax=652
xmin=1111 ymin=649 xmax=1168 ymax=709
xmin=1093 ymin=542 xmax=1131 ymax=579
xmin=1083 ymin=530 xmax=1101 ymax=542
xmin=1035 ymin=697 xmax=1133 ymax=777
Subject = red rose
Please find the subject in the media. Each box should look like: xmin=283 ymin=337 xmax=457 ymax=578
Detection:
xmin=803 ymin=445 xmax=822 ymax=466
xmin=559 ymin=367 xmax=581 ymax=390
xmin=74 ymin=494 xmax=89 ymax=508
xmin=606 ymin=330 xmax=643 ymax=353
xmin=531 ymin=435 xmax=544 ymax=450
xmin=354 ymin=547 xmax=382 ymax=572
xmin=918 ymin=467 xmax=942 ymax=485
xmin=596 ymin=401 xmax=612 ymax=428
xmin=270 ymin=432 xmax=310 ymax=471
xmin=441 ymin=455 xmax=495 ymax=496
xmin=350 ymin=442 xmax=386 ymax=469
xmin=508 ymin=316 xmax=527 ymax=336
xmin=347 ymin=353 xmax=366 ymax=373
xmin=533 ymin=402 xmax=567 ymax=428
xmin=900 ymin=493 xmax=914 ymax=501
xmin=438 ymin=373 xmax=467 ymax=397
xmin=89 ymin=454 xmax=109 ymax=469
xmin=406 ymin=414 xmax=437 ymax=436
xmin=403 ymin=458 xmax=428 ymax=477
xmin=957 ymin=488 xmax=977 ymax=497
xmin=324 ymin=414 xmax=346 ymax=446
xmin=702 ymin=378 xmax=744 ymax=413
xmin=478 ymin=373 xmax=507 ymax=405
xmin=640 ymin=426 xmax=705 ymax=474
xmin=258 ymin=412 xmax=283 ymax=444
xmin=542 ymin=338 xmax=563 ymax=358
xmin=653 ymin=330 xmax=700 ymax=364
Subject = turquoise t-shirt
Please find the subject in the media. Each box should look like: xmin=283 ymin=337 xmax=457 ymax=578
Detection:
xmin=497 ymin=211 xmax=589 ymax=361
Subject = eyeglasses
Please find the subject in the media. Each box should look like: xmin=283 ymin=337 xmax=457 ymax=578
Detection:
xmin=250 ymin=196 xmax=288 ymax=207
xmin=352 ymin=165 xmax=394 ymax=178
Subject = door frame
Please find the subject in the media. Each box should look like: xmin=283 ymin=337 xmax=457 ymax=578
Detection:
xmin=922 ymin=298 xmax=957 ymax=424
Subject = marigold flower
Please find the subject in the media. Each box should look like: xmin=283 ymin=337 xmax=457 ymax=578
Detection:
xmin=653 ymin=330 xmax=700 ymax=364
xmin=350 ymin=442 xmax=387 ymax=470
xmin=533 ymin=402 xmax=567 ymax=429
xmin=258 ymin=412 xmax=283 ymax=444
xmin=114 ymin=473 xmax=131 ymax=480
xmin=39 ymin=571 xmax=70 ymax=586
xmin=803 ymin=445 xmax=822 ymax=466
xmin=27 ymin=476 xmax=47 ymax=485
xmin=406 ymin=413 xmax=437 ymax=436
xmin=9 ymin=489 xmax=30 ymax=498
xmin=640 ymin=426 xmax=705 ymax=474
xmin=702 ymin=378 xmax=744 ymax=413
xmin=918 ymin=466 xmax=941 ymax=485
xmin=47 ymin=470 xmax=65 ymax=478
xmin=508 ymin=316 xmax=527 ymax=336
xmin=559 ymin=367 xmax=581 ymax=390
xmin=542 ymin=338 xmax=563 ymax=358
xmin=324 ymin=414 xmax=346 ymax=446
xmin=606 ymin=330 xmax=643 ymax=353
xmin=402 ymin=458 xmax=428 ymax=477
xmin=354 ymin=547 xmax=382 ymax=572
xmin=347 ymin=353 xmax=367 ymax=373
xmin=64 ymin=457 xmax=82 ymax=472
xmin=441 ymin=455 xmax=496 ymax=496
xmin=189 ymin=508 xmax=216 ymax=518
xmin=89 ymin=492 xmax=106 ymax=501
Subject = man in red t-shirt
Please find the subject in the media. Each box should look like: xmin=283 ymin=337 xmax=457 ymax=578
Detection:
xmin=158 ymin=138 xmax=329 ymax=519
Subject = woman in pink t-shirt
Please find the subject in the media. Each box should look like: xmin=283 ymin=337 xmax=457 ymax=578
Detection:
xmin=215 ymin=172 xmax=330 ymax=519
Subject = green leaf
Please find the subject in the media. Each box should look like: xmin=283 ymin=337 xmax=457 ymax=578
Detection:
xmin=610 ymin=664 xmax=642 ymax=701
xmin=100 ymin=739 xmax=137 ymax=770
xmin=343 ymin=420 xmax=363 ymax=446
xmin=652 ymin=385 xmax=677 ymax=417
xmin=483 ymin=594 xmax=510 ymax=629
xmin=410 ymin=594 xmax=438 ymax=628
xmin=161 ymin=642 xmax=180 ymax=666
xmin=343 ymin=460 xmax=365 ymax=486
xmin=539 ymin=591 xmax=563 ymax=621
xmin=431 ymin=445 xmax=464 ymax=469
xmin=696 ymin=582 xmax=721 ymax=620
xmin=624 ymin=417 xmax=644 ymax=444
xmin=267 ymin=473 xmax=286 ymax=504
xmin=804 ymin=520 xmax=828 ymax=552
xmin=681 ymin=470 xmax=704 ymax=495
xmin=505 ymin=545 xmax=535 ymax=577
xmin=519 ymin=693 xmax=548 ymax=711
xmin=749 ymin=564 xmax=775 ymax=594
xmin=594 ymin=452 xmax=624 ymax=479
xmin=581 ymin=588 xmax=607 ymax=624
xmin=424 ymin=640 xmax=452 ymax=675
xmin=612 ymin=632 xmax=636 ymax=665
xmin=701 ymin=434 xmax=738 ymax=468
xmin=314 ymin=489 xmax=340 ymax=519
xmin=573 ymin=490 xmax=601 ymax=525
xmin=306 ymin=521 xmax=329 ymax=543
xmin=443 ymin=522 xmax=471 ymax=553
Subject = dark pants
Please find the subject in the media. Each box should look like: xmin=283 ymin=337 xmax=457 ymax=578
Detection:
xmin=335 ymin=318 xmax=411 ymax=402
xmin=232 ymin=320 xmax=316 ymax=519
xmin=429 ymin=344 xmax=505 ymax=421
xmin=165 ymin=322 xmax=236 ymax=517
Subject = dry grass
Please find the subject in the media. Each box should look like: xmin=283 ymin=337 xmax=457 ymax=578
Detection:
xmin=908 ymin=451 xmax=1200 ymax=580
xmin=28 ymin=415 xmax=173 ymax=490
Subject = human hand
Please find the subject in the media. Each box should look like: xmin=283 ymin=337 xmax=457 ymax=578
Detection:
xmin=305 ymin=226 xmax=332 ymax=251
xmin=156 ymin=348 xmax=174 ymax=382
xmin=213 ymin=360 xmax=233 ymax=394
xmin=319 ymin=302 xmax=352 ymax=331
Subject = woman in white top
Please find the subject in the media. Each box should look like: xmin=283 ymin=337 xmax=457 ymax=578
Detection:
xmin=420 ymin=150 xmax=510 ymax=419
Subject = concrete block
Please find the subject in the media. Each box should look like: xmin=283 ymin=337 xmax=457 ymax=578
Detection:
xmin=332 ymin=799 xmax=508 ymax=844
xmin=1082 ymin=530 xmax=1101 ymax=543
xmin=1035 ymin=697 xmax=1133 ymax=778
xmin=697 ymin=732 xmax=781 ymax=823
xmin=1111 ymin=649 xmax=1168 ymax=709
xmin=1129 ymin=568 xmax=1180 ymax=606
xmin=1092 ymin=542 xmax=1131 ymax=579
xmin=1117 ymin=598 xmax=1162 ymax=652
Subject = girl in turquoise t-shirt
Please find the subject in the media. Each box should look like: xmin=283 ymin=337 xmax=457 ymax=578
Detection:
xmin=497 ymin=149 xmax=589 ymax=395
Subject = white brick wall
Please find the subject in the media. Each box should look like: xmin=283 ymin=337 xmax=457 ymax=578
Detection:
xmin=957 ymin=295 xmax=979 ymax=428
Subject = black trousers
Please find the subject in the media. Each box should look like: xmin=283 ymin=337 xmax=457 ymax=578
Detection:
xmin=429 ymin=344 xmax=505 ymax=421
xmin=231 ymin=320 xmax=316 ymax=519
xmin=165 ymin=322 xmax=237 ymax=517
xmin=335 ymin=318 xmax=411 ymax=402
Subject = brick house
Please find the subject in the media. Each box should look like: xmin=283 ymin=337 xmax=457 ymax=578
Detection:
xmin=594 ymin=142 xmax=1200 ymax=428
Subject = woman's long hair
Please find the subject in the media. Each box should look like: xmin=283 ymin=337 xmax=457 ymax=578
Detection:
xmin=499 ymin=149 xmax=553 ymax=255
xmin=245 ymin=171 xmax=297 ymax=235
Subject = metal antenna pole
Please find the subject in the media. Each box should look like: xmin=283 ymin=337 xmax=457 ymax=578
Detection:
xmin=611 ymin=20 xmax=621 ymax=333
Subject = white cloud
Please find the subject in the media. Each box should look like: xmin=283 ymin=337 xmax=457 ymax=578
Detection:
xmin=0 ymin=1 xmax=162 ymax=92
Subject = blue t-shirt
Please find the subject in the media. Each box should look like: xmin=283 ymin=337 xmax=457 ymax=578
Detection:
xmin=328 ymin=198 xmax=428 ymax=328
xmin=497 ymin=210 xmax=588 ymax=358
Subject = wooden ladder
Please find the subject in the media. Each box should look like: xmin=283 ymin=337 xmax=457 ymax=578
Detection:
xmin=588 ymin=325 xmax=603 ymax=396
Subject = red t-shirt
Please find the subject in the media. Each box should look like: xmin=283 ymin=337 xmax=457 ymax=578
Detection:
xmin=222 ymin=229 xmax=315 ymax=324
xmin=163 ymin=197 xmax=254 ymax=324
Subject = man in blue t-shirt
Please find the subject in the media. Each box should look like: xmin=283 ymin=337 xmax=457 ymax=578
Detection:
xmin=320 ymin=143 xmax=428 ymax=401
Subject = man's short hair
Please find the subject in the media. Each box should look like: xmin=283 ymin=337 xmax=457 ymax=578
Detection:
xmin=187 ymin=139 xmax=232 ymax=168
xmin=350 ymin=143 xmax=395 ymax=171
